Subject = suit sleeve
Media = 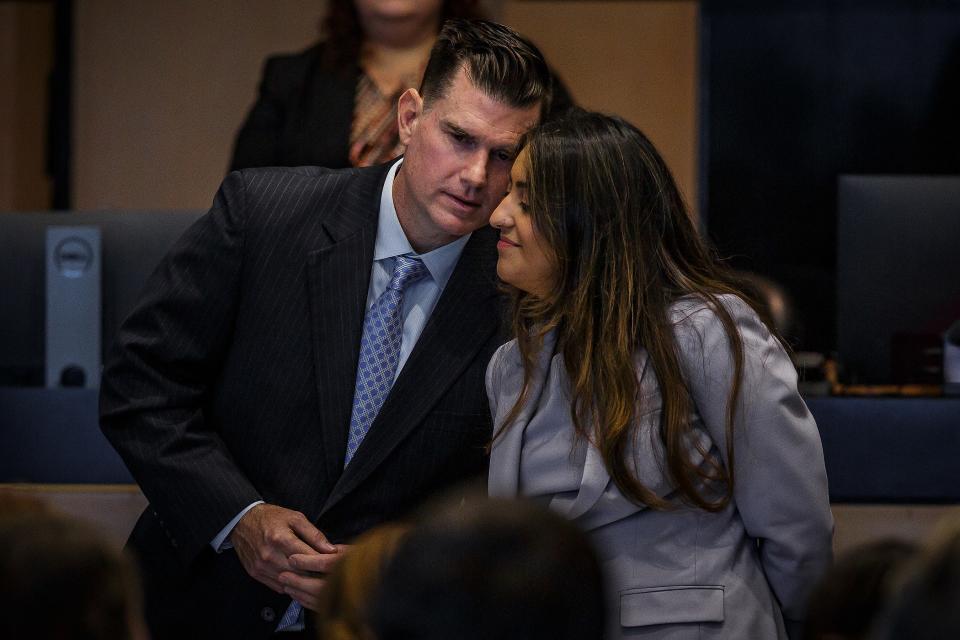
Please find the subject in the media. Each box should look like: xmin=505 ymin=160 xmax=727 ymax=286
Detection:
xmin=230 ymin=56 xmax=289 ymax=171
xmin=675 ymin=297 xmax=834 ymax=629
xmin=100 ymin=170 xmax=262 ymax=565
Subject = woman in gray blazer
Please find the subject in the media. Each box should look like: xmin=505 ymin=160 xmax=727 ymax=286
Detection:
xmin=486 ymin=110 xmax=833 ymax=640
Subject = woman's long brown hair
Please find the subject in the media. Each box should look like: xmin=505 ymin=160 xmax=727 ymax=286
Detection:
xmin=499 ymin=111 xmax=779 ymax=511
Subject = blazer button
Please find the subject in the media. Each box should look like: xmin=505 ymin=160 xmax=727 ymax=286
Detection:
xmin=260 ymin=607 xmax=276 ymax=623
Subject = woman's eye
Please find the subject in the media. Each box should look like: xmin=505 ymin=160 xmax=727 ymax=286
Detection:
xmin=519 ymin=201 xmax=530 ymax=212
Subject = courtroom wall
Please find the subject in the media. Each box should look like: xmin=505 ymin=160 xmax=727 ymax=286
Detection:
xmin=0 ymin=3 xmax=54 ymax=211
xmin=71 ymin=1 xmax=698 ymax=212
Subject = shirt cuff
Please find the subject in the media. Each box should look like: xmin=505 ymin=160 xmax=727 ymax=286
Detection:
xmin=210 ymin=500 xmax=264 ymax=552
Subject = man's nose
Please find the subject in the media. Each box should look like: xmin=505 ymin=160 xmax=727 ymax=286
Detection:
xmin=461 ymin=151 xmax=487 ymax=188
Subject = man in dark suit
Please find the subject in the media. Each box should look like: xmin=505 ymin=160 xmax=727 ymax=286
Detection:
xmin=100 ymin=20 xmax=553 ymax=639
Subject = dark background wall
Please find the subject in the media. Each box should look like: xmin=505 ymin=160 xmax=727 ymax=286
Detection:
xmin=700 ymin=0 xmax=960 ymax=352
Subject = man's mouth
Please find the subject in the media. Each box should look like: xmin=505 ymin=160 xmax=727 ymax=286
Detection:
xmin=443 ymin=192 xmax=481 ymax=209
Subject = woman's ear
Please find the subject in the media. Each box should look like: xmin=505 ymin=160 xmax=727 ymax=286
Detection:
xmin=397 ymin=88 xmax=424 ymax=147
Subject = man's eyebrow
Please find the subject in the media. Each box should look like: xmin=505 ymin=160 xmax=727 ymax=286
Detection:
xmin=442 ymin=121 xmax=472 ymax=139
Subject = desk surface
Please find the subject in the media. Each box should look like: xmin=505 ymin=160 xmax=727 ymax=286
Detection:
xmin=2 ymin=389 xmax=959 ymax=502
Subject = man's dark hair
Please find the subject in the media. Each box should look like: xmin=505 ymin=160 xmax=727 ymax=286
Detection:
xmin=369 ymin=495 xmax=606 ymax=640
xmin=420 ymin=19 xmax=554 ymax=114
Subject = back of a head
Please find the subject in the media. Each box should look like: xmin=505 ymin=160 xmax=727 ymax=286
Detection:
xmin=316 ymin=522 xmax=410 ymax=640
xmin=420 ymin=19 xmax=553 ymax=115
xmin=804 ymin=539 xmax=918 ymax=640
xmin=0 ymin=500 xmax=143 ymax=640
xmin=369 ymin=496 xmax=605 ymax=640
xmin=873 ymin=526 xmax=960 ymax=640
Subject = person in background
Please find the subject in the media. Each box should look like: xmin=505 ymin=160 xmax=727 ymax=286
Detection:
xmin=0 ymin=492 xmax=148 ymax=640
xmin=314 ymin=522 xmax=410 ymax=640
xmin=486 ymin=109 xmax=834 ymax=639
xmin=230 ymin=0 xmax=572 ymax=171
xmin=804 ymin=539 xmax=918 ymax=640
xmin=369 ymin=494 xmax=606 ymax=640
xmin=872 ymin=520 xmax=960 ymax=640
xmin=101 ymin=19 xmax=552 ymax=639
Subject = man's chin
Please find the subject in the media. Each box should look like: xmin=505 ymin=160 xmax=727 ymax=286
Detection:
xmin=435 ymin=212 xmax=488 ymax=238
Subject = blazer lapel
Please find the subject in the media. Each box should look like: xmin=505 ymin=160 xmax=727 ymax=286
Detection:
xmin=560 ymin=445 xmax=612 ymax=520
xmin=307 ymin=164 xmax=389 ymax=491
xmin=488 ymin=331 xmax=559 ymax=497
xmin=319 ymin=227 xmax=501 ymax=515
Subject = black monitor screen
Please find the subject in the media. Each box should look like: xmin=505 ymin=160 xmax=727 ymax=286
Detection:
xmin=837 ymin=176 xmax=960 ymax=384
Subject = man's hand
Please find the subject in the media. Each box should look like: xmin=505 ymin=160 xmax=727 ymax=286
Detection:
xmin=230 ymin=503 xmax=337 ymax=595
xmin=280 ymin=546 xmax=350 ymax=611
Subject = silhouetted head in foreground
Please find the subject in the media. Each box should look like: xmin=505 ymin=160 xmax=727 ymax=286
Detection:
xmin=0 ymin=491 xmax=146 ymax=640
xmin=805 ymin=538 xmax=918 ymax=640
xmin=872 ymin=522 xmax=960 ymax=640
xmin=369 ymin=495 xmax=606 ymax=640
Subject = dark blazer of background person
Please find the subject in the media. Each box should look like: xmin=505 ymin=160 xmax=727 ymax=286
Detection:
xmin=229 ymin=42 xmax=574 ymax=171
xmin=99 ymin=163 xmax=504 ymax=638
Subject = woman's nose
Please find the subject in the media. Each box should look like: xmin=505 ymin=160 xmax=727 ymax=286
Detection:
xmin=490 ymin=202 xmax=513 ymax=229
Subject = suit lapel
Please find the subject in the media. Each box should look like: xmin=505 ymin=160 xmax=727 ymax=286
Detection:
xmin=319 ymin=226 xmax=501 ymax=515
xmin=307 ymin=164 xmax=390 ymax=490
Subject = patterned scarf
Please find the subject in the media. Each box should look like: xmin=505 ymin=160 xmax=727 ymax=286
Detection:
xmin=349 ymin=71 xmax=421 ymax=167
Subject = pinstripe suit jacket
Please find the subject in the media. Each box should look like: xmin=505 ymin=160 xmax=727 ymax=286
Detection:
xmin=100 ymin=163 xmax=504 ymax=638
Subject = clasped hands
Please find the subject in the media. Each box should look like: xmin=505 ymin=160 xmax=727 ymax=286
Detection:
xmin=231 ymin=503 xmax=348 ymax=612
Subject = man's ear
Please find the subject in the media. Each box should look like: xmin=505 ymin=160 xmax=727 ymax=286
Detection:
xmin=397 ymin=88 xmax=424 ymax=146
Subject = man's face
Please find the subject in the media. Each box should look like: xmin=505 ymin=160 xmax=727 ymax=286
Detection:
xmin=392 ymin=67 xmax=541 ymax=253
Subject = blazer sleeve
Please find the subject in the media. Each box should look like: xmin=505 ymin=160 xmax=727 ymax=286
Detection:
xmin=675 ymin=297 xmax=834 ymax=627
xmin=99 ymin=170 xmax=261 ymax=564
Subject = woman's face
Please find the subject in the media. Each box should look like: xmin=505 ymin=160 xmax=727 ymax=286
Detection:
xmin=353 ymin=0 xmax=444 ymax=25
xmin=489 ymin=148 xmax=556 ymax=298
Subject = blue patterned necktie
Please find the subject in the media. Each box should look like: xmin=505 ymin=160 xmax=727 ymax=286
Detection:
xmin=277 ymin=255 xmax=429 ymax=632
xmin=344 ymin=254 xmax=428 ymax=466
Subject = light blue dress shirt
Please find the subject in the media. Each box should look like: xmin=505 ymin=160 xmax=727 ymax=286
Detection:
xmin=210 ymin=159 xmax=470 ymax=629
xmin=366 ymin=159 xmax=471 ymax=378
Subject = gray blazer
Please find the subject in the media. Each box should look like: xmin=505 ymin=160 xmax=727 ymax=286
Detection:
xmin=488 ymin=295 xmax=833 ymax=640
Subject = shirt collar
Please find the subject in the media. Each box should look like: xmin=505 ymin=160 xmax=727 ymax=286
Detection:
xmin=375 ymin=158 xmax=471 ymax=291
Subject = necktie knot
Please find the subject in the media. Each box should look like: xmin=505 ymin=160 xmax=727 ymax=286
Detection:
xmin=388 ymin=255 xmax=428 ymax=292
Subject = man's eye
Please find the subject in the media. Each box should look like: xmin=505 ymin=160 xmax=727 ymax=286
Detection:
xmin=496 ymin=150 xmax=514 ymax=162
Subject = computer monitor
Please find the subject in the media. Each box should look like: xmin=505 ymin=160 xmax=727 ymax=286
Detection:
xmin=0 ymin=211 xmax=203 ymax=386
xmin=836 ymin=176 xmax=960 ymax=384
